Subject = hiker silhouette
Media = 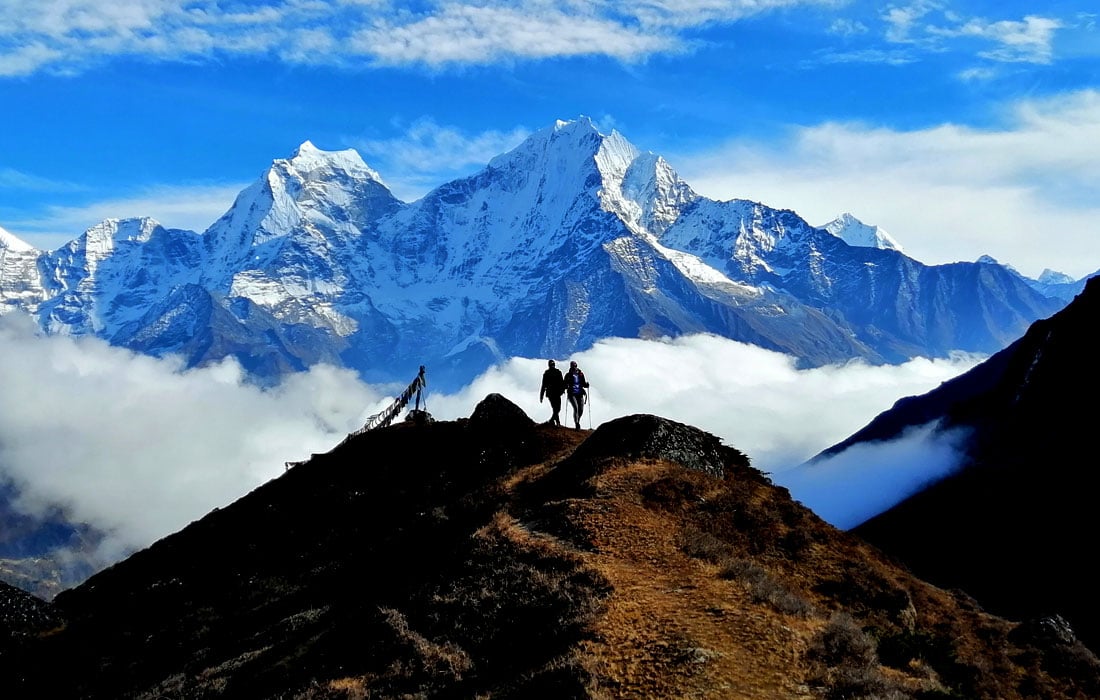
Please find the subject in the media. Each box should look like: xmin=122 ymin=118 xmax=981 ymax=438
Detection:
xmin=539 ymin=359 xmax=566 ymax=426
xmin=564 ymin=361 xmax=589 ymax=429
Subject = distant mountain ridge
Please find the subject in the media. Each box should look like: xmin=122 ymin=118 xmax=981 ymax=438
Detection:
xmin=0 ymin=117 xmax=1069 ymax=391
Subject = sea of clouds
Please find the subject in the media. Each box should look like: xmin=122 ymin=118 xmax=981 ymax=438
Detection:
xmin=0 ymin=314 xmax=980 ymax=567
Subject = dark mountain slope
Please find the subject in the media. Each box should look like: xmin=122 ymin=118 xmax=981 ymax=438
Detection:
xmin=812 ymin=277 xmax=1100 ymax=650
xmin=2 ymin=397 xmax=1098 ymax=698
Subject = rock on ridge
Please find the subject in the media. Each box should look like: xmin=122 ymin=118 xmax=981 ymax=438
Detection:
xmin=573 ymin=414 xmax=748 ymax=479
xmin=468 ymin=393 xmax=535 ymax=433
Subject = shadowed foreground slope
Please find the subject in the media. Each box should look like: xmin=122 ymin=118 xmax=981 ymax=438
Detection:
xmin=809 ymin=277 xmax=1100 ymax=653
xmin=2 ymin=395 xmax=1098 ymax=698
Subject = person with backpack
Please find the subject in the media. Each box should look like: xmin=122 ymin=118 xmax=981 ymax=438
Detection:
xmin=539 ymin=359 xmax=566 ymax=426
xmin=564 ymin=360 xmax=589 ymax=429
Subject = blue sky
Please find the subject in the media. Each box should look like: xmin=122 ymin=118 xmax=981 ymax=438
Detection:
xmin=1 ymin=0 xmax=1098 ymax=278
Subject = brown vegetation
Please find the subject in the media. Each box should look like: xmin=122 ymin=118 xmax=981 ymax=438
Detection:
xmin=1 ymin=400 xmax=1097 ymax=698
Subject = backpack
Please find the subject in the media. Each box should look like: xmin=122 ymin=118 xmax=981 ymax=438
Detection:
xmin=568 ymin=370 xmax=586 ymax=395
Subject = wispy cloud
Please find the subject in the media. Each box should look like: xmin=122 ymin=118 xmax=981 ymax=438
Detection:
xmin=616 ymin=0 xmax=842 ymax=30
xmin=674 ymin=89 xmax=1100 ymax=279
xmin=348 ymin=4 xmax=673 ymax=67
xmin=352 ymin=119 xmax=532 ymax=201
xmin=810 ymin=4 xmax=1073 ymax=69
xmin=0 ymin=0 xmax=857 ymax=76
xmin=0 ymin=320 xmax=978 ymax=567
xmin=928 ymin=15 xmax=1063 ymax=64
xmin=828 ymin=17 xmax=869 ymax=38
xmin=0 ymin=166 xmax=82 ymax=192
xmin=0 ymin=2 xmax=1077 ymax=80
xmin=843 ymin=4 xmax=1065 ymax=67
xmin=956 ymin=65 xmax=1000 ymax=81
xmin=813 ymin=47 xmax=916 ymax=66
xmin=6 ymin=182 xmax=245 ymax=249
xmin=881 ymin=0 xmax=943 ymax=44
xmin=779 ymin=422 xmax=971 ymax=529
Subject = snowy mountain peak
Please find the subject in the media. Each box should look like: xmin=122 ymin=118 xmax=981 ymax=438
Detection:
xmin=201 ymin=139 xmax=402 ymax=256
xmin=822 ymin=213 xmax=903 ymax=252
xmin=84 ymin=217 xmax=162 ymax=243
xmin=552 ymin=115 xmax=599 ymax=136
xmin=1037 ymin=268 xmax=1076 ymax=285
xmin=616 ymin=151 xmax=698 ymax=234
xmin=0 ymin=225 xmax=36 ymax=252
xmin=594 ymin=129 xmax=640 ymax=182
xmin=69 ymin=218 xmax=165 ymax=264
xmin=284 ymin=141 xmax=385 ymax=185
xmin=489 ymin=116 xmax=603 ymax=173
xmin=488 ymin=117 xmax=695 ymax=235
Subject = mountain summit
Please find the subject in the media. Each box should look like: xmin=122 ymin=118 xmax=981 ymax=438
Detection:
xmin=0 ymin=117 xmax=1066 ymax=389
xmin=821 ymin=213 xmax=903 ymax=252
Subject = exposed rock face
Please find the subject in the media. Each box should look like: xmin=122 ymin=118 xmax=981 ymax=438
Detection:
xmin=571 ymin=413 xmax=743 ymax=478
xmin=1011 ymin=615 xmax=1080 ymax=648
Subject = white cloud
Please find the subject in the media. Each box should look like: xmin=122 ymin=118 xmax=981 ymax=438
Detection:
xmin=614 ymin=0 xmax=842 ymax=30
xmin=828 ymin=18 xmax=869 ymax=37
xmin=0 ymin=1 xmax=1079 ymax=76
xmin=881 ymin=0 xmax=942 ymax=43
xmin=0 ymin=321 xmax=978 ymax=568
xmin=352 ymin=119 xmax=531 ymax=201
xmin=879 ymin=4 xmax=1066 ymax=65
xmin=0 ymin=166 xmax=80 ymax=192
xmin=0 ymin=0 xmax=847 ymax=76
xmin=0 ymin=313 xmax=390 ymax=564
xmin=957 ymin=65 xmax=999 ymax=81
xmin=426 ymin=335 xmax=979 ymax=479
xmin=350 ymin=4 xmax=673 ymax=67
xmin=6 ymin=182 xmax=245 ymax=250
xmin=673 ymin=89 xmax=1100 ymax=279
xmin=777 ymin=422 xmax=971 ymax=529
xmin=0 ymin=41 xmax=62 ymax=77
xmin=929 ymin=15 xmax=1063 ymax=64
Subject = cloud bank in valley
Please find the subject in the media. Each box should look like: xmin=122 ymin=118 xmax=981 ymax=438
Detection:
xmin=0 ymin=313 xmax=390 ymax=564
xmin=777 ymin=423 xmax=972 ymax=530
xmin=0 ymin=318 xmax=980 ymax=567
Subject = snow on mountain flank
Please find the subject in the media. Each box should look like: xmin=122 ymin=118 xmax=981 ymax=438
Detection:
xmin=0 ymin=225 xmax=36 ymax=252
xmin=0 ymin=118 xmax=1070 ymax=391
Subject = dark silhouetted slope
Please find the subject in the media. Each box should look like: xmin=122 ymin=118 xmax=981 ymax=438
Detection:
xmin=812 ymin=277 xmax=1100 ymax=651
xmin=2 ymin=396 xmax=1098 ymax=698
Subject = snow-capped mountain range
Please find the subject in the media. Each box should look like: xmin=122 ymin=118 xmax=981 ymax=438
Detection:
xmin=0 ymin=118 xmax=1078 ymax=389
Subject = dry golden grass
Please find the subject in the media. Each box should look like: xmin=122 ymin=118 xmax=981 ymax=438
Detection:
xmin=495 ymin=436 xmax=821 ymax=698
xmin=487 ymin=424 xmax=1094 ymax=700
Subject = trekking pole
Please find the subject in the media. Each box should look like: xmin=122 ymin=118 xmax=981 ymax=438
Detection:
xmin=586 ymin=388 xmax=592 ymax=429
